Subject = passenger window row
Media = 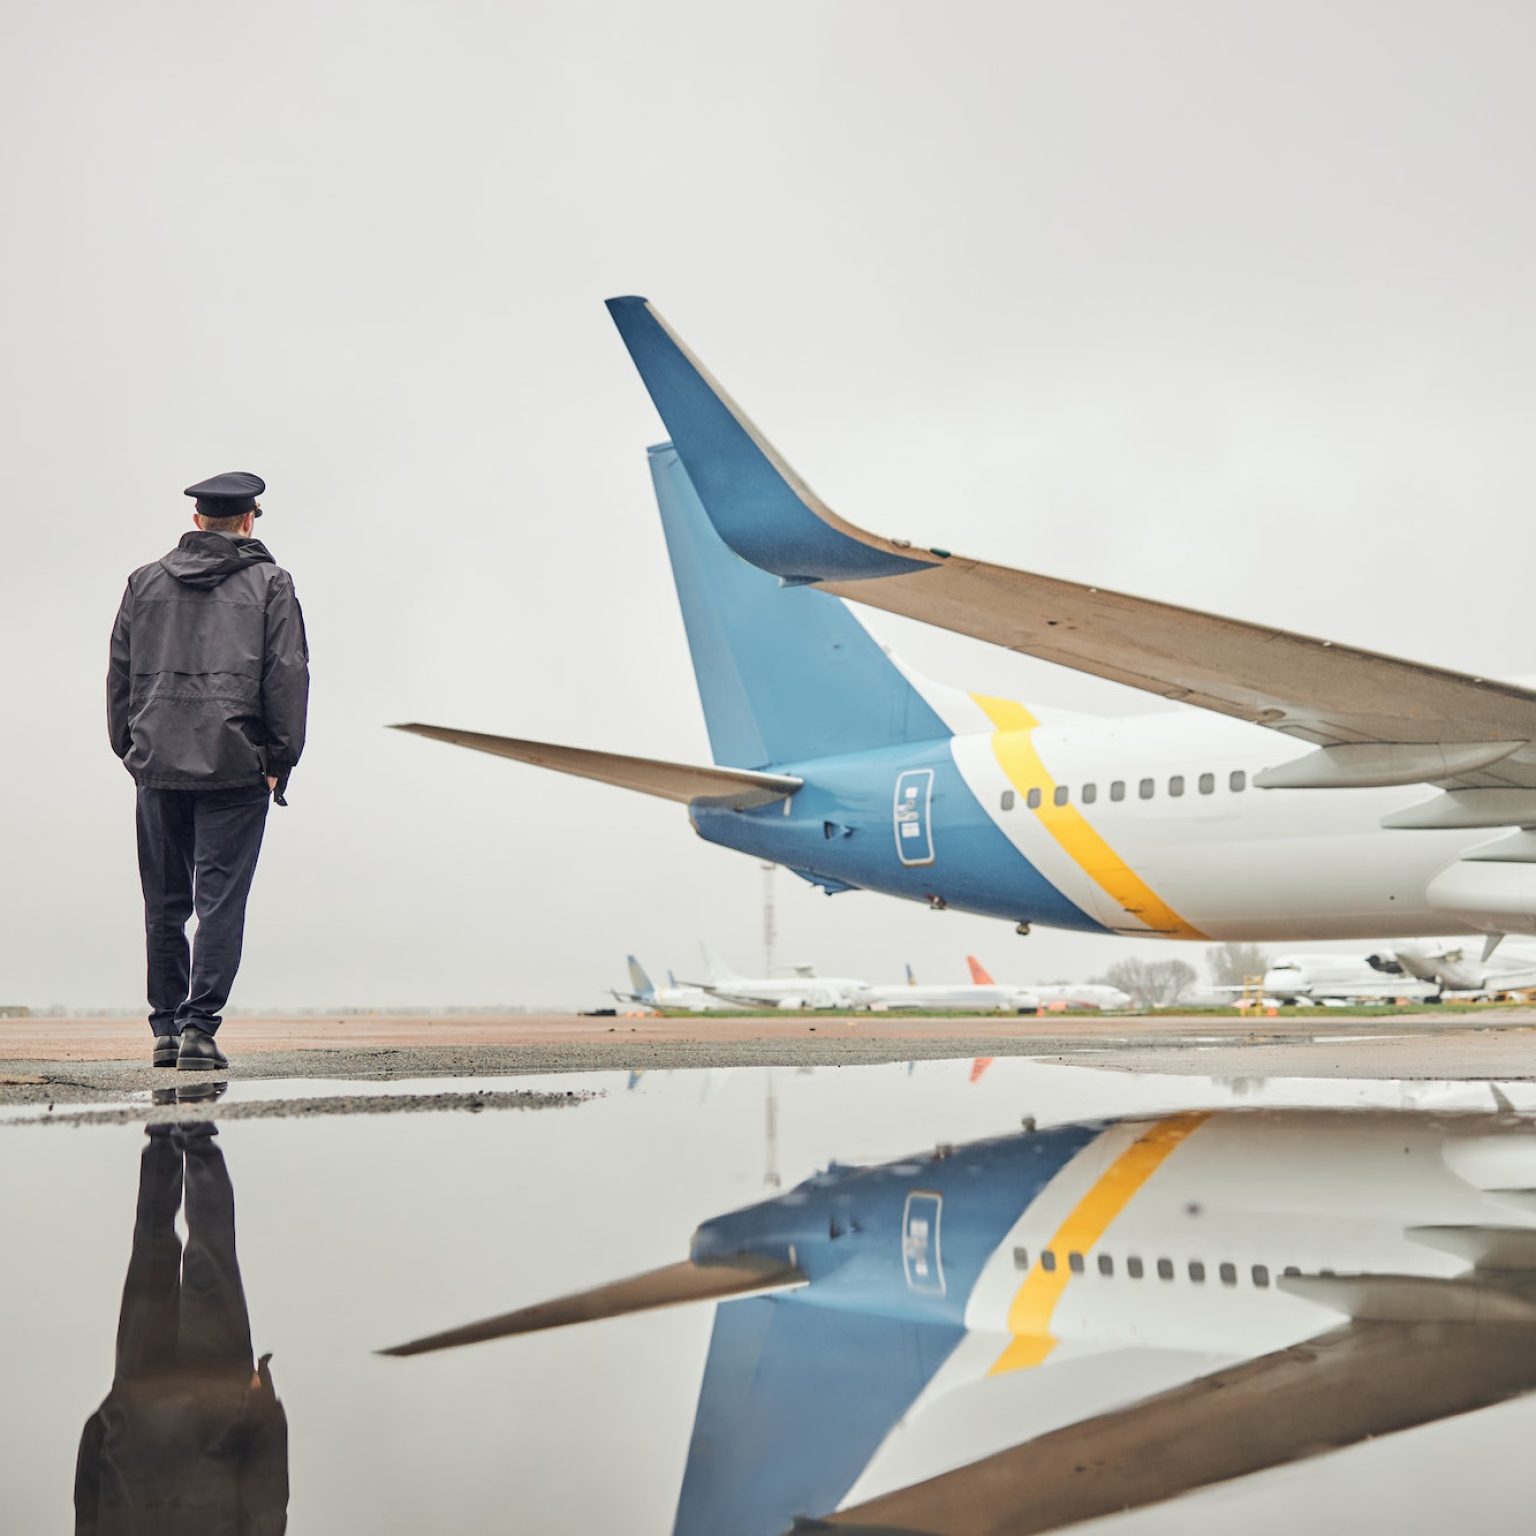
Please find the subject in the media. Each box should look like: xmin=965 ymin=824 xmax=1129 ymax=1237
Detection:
xmin=1012 ymin=1244 xmax=1294 ymax=1290
xmin=1001 ymin=770 xmax=1248 ymax=813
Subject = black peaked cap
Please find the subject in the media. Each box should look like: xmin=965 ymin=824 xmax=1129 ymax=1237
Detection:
xmin=184 ymin=470 xmax=265 ymax=517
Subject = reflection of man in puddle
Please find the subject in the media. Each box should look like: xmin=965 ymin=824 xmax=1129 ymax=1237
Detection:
xmin=76 ymin=1114 xmax=289 ymax=1535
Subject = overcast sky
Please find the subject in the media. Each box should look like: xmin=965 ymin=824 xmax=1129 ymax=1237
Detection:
xmin=3 ymin=1 xmax=1534 ymax=1010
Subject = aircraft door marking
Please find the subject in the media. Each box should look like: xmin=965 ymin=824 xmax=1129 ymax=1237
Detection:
xmin=902 ymin=1191 xmax=946 ymax=1295
xmin=972 ymin=694 xmax=1206 ymax=938
xmin=990 ymin=1112 xmax=1211 ymax=1375
xmin=893 ymin=769 xmax=936 ymax=867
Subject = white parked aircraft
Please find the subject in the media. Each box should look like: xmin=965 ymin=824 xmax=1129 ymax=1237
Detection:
xmin=966 ymin=954 xmax=1133 ymax=1011
xmin=691 ymin=945 xmax=874 ymax=1011
xmin=869 ymin=960 xmax=1040 ymax=1014
xmin=1261 ymin=953 xmax=1438 ymax=1004
xmin=611 ymin=956 xmax=722 ymax=1013
xmin=1391 ymin=939 xmax=1536 ymax=998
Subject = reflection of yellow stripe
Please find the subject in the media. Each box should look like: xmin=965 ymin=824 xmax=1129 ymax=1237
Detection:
xmin=973 ymin=694 xmax=1204 ymax=938
xmin=989 ymin=1112 xmax=1210 ymax=1375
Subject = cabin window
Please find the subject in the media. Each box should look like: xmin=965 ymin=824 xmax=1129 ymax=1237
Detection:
xmin=1156 ymin=1258 xmax=1174 ymax=1281
xmin=1127 ymin=1256 xmax=1145 ymax=1279
xmin=1068 ymin=1251 xmax=1085 ymax=1274
xmin=1001 ymin=790 xmax=1015 ymax=811
xmin=1230 ymin=770 xmax=1247 ymax=792
xmin=1110 ymin=780 xmax=1126 ymax=802
xmin=1199 ymin=772 xmax=1214 ymax=794
xmin=1219 ymin=1262 xmax=1238 ymax=1286
xmin=1027 ymin=788 xmax=1043 ymax=809
xmin=1013 ymin=1246 xmax=1029 ymax=1270
xmin=1082 ymin=783 xmax=1097 ymax=804
xmin=1188 ymin=1260 xmax=1206 ymax=1283
xmin=1053 ymin=786 xmax=1069 ymax=807
xmin=1252 ymin=1264 xmax=1271 ymax=1288
xmin=1169 ymin=775 xmax=1185 ymax=798
xmin=1041 ymin=1249 xmax=1057 ymax=1272
xmin=1098 ymin=1254 xmax=1114 ymax=1277
xmin=1139 ymin=778 xmax=1155 ymax=800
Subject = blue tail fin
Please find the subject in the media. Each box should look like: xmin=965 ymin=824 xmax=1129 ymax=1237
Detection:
xmin=626 ymin=955 xmax=655 ymax=1001
xmin=648 ymin=444 xmax=949 ymax=769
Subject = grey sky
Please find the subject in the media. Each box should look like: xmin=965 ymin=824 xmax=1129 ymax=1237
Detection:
xmin=3 ymin=2 xmax=1534 ymax=1008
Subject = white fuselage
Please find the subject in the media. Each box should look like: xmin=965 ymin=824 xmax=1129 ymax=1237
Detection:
xmin=935 ymin=692 xmax=1502 ymax=941
xmin=871 ymin=983 xmax=1039 ymax=1012
xmin=707 ymin=976 xmax=875 ymax=1010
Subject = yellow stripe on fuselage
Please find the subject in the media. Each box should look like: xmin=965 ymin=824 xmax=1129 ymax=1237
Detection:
xmin=972 ymin=694 xmax=1205 ymax=938
xmin=989 ymin=1112 xmax=1211 ymax=1375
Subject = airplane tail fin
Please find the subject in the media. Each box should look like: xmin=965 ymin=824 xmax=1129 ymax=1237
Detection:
xmin=627 ymin=956 xmax=656 ymax=1001
xmin=967 ymin=954 xmax=996 ymax=986
xmin=905 ymin=963 xmax=917 ymax=987
xmin=701 ymin=943 xmax=742 ymax=983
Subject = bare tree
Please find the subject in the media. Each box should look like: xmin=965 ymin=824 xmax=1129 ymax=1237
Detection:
xmin=1206 ymin=942 xmax=1271 ymax=989
xmin=1095 ymin=957 xmax=1199 ymax=1009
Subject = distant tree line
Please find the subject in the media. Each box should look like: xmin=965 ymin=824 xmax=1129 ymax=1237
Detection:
xmin=1090 ymin=943 xmax=1271 ymax=1010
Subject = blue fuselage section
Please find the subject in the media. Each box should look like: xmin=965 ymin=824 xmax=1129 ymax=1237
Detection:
xmin=690 ymin=738 xmax=1106 ymax=932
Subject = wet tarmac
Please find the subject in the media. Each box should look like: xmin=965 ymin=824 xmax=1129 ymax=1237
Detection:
xmin=6 ymin=1057 xmax=1536 ymax=1533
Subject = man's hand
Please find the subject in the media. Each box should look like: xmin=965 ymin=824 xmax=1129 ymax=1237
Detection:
xmin=266 ymin=776 xmax=278 ymax=793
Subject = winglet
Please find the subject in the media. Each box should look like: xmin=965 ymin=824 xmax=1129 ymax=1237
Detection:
xmin=606 ymin=297 xmax=937 ymax=584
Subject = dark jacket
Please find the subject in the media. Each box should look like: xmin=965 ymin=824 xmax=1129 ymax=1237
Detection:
xmin=107 ymin=534 xmax=308 ymax=796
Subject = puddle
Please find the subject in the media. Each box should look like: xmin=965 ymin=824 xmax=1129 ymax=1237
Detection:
xmin=4 ymin=1058 xmax=1536 ymax=1533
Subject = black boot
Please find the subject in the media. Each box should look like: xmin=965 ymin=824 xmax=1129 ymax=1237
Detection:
xmin=152 ymin=1034 xmax=181 ymax=1068
xmin=176 ymin=1025 xmax=229 ymax=1072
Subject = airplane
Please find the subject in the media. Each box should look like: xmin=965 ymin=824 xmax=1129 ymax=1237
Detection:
xmin=966 ymin=954 xmax=1133 ymax=1012
xmin=868 ymin=960 xmax=1040 ymax=1014
xmin=1260 ymin=952 xmax=1438 ymax=1004
xmin=611 ymin=955 xmax=722 ymax=1012
xmin=1390 ymin=939 xmax=1536 ymax=999
xmin=689 ymin=944 xmax=875 ymax=1011
xmin=381 ymin=1103 xmax=1536 ymax=1534
xmin=395 ymin=297 xmax=1536 ymax=947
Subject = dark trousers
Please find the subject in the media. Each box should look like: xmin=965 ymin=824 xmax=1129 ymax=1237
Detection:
xmin=136 ymin=787 xmax=269 ymax=1037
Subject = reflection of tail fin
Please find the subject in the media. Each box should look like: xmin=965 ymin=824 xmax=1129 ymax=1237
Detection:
xmin=675 ymin=1296 xmax=963 ymax=1536
xmin=967 ymin=954 xmax=995 ymax=986
xmin=626 ymin=956 xmax=656 ymax=1001
xmin=645 ymin=440 xmax=951 ymax=770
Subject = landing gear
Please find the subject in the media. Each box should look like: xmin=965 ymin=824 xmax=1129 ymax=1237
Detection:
xmin=927 ymin=894 xmax=948 ymax=911
xmin=1015 ymin=922 xmax=1031 ymax=937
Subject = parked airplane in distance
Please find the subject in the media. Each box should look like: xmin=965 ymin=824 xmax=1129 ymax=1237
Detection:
xmin=868 ymin=960 xmax=1039 ymax=1014
xmin=382 ymin=1104 xmax=1536 ymax=1535
xmin=611 ymin=956 xmax=721 ymax=1013
xmin=397 ymin=298 xmax=1536 ymax=947
xmin=1261 ymin=953 xmax=1438 ymax=1004
xmin=1390 ymin=939 xmax=1536 ymax=998
xmin=966 ymin=954 xmax=1133 ymax=1011
xmin=690 ymin=945 xmax=874 ymax=1011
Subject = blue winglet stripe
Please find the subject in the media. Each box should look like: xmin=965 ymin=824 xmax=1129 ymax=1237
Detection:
xmin=607 ymin=297 xmax=936 ymax=583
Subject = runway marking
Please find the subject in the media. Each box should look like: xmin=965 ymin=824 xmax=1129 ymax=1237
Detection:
xmin=989 ymin=1111 xmax=1210 ymax=1375
xmin=973 ymin=695 xmax=1205 ymax=939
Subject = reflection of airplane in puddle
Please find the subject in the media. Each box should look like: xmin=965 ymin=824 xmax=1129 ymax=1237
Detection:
xmin=78 ymin=1093 xmax=288 ymax=1534
xmin=385 ymin=1106 xmax=1536 ymax=1535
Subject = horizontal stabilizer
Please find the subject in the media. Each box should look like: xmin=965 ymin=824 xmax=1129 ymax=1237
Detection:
xmin=379 ymin=1256 xmax=805 ymax=1357
xmin=391 ymin=724 xmax=801 ymax=808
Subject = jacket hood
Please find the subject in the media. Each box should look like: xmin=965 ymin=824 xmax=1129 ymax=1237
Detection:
xmin=160 ymin=531 xmax=275 ymax=590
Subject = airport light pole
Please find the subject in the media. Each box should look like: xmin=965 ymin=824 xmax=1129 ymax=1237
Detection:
xmin=762 ymin=861 xmax=777 ymax=978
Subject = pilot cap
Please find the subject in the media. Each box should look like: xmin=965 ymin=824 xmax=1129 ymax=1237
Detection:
xmin=184 ymin=470 xmax=265 ymax=517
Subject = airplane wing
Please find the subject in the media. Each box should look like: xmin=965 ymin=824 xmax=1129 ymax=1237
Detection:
xmin=391 ymin=723 xmax=801 ymax=808
xmin=814 ymin=1309 xmax=1536 ymax=1534
xmin=607 ymin=297 xmax=1536 ymax=801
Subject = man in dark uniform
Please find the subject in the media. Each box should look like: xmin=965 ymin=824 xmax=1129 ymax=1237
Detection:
xmin=108 ymin=472 xmax=309 ymax=1071
xmin=75 ymin=1106 xmax=289 ymax=1535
